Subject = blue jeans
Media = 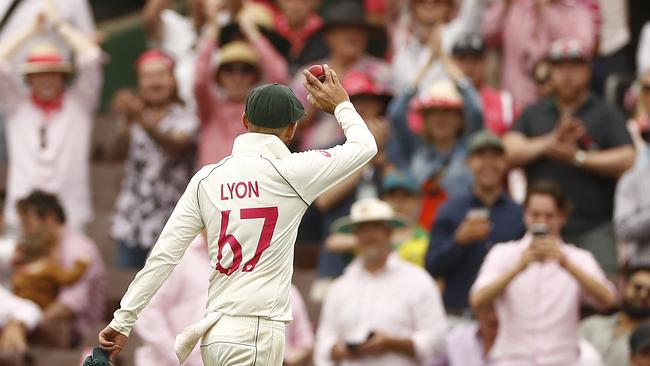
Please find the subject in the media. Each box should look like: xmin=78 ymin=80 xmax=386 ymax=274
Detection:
xmin=116 ymin=240 xmax=150 ymax=269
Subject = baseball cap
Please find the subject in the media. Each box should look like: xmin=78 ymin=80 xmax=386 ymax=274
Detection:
xmin=452 ymin=34 xmax=485 ymax=57
xmin=548 ymin=38 xmax=590 ymax=63
xmin=630 ymin=322 xmax=650 ymax=354
xmin=468 ymin=131 xmax=504 ymax=155
xmin=244 ymin=83 xmax=305 ymax=128
xmin=382 ymin=171 xmax=418 ymax=195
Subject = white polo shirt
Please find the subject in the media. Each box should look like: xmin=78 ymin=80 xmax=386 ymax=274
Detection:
xmin=109 ymin=101 xmax=377 ymax=336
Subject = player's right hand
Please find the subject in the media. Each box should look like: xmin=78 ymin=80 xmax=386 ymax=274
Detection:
xmin=98 ymin=325 xmax=128 ymax=361
xmin=303 ymin=64 xmax=350 ymax=115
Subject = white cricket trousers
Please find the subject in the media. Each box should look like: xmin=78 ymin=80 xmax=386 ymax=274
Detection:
xmin=200 ymin=314 xmax=286 ymax=366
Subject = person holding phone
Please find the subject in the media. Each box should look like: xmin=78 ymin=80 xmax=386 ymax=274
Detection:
xmin=469 ymin=180 xmax=615 ymax=366
xmin=314 ymin=198 xmax=447 ymax=366
xmin=426 ymin=131 xmax=524 ymax=319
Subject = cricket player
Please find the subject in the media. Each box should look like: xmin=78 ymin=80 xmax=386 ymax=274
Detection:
xmin=98 ymin=65 xmax=377 ymax=366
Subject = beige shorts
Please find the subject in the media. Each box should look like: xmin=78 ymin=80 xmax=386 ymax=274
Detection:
xmin=200 ymin=314 xmax=286 ymax=366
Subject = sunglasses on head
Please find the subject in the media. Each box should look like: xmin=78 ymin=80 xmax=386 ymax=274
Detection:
xmin=221 ymin=63 xmax=257 ymax=74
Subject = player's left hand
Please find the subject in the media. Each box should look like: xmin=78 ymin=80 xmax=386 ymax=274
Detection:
xmin=98 ymin=326 xmax=128 ymax=361
xmin=357 ymin=331 xmax=390 ymax=355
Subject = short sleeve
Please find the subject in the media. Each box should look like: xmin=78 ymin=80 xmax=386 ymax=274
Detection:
xmin=511 ymin=107 xmax=534 ymax=136
xmin=603 ymin=106 xmax=633 ymax=148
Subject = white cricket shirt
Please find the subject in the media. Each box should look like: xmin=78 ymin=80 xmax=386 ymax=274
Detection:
xmin=109 ymin=101 xmax=377 ymax=336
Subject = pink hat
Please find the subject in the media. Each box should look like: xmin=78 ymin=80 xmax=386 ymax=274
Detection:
xmin=134 ymin=49 xmax=175 ymax=72
xmin=21 ymin=44 xmax=72 ymax=75
xmin=342 ymin=70 xmax=392 ymax=99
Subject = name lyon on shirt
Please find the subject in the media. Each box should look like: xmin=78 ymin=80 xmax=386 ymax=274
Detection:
xmin=221 ymin=181 xmax=260 ymax=200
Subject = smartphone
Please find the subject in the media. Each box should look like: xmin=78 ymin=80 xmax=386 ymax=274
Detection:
xmin=345 ymin=331 xmax=375 ymax=352
xmin=467 ymin=208 xmax=489 ymax=220
xmin=531 ymin=223 xmax=549 ymax=237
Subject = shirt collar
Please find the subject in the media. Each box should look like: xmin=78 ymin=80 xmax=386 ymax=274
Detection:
xmin=231 ymin=132 xmax=291 ymax=159
xmin=31 ymin=92 xmax=64 ymax=116
xmin=348 ymin=252 xmax=401 ymax=277
xmin=470 ymin=191 xmax=509 ymax=207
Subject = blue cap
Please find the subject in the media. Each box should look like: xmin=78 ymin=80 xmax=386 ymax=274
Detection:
xmin=382 ymin=171 xmax=418 ymax=194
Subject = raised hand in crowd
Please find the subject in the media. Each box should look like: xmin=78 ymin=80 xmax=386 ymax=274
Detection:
xmin=454 ymin=210 xmax=492 ymax=246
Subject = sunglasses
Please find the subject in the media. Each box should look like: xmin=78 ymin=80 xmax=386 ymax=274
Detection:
xmin=641 ymin=83 xmax=650 ymax=93
xmin=220 ymin=63 xmax=257 ymax=74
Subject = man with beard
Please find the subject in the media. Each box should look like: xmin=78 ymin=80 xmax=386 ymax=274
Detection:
xmin=581 ymin=264 xmax=650 ymax=366
xmin=314 ymin=198 xmax=447 ymax=366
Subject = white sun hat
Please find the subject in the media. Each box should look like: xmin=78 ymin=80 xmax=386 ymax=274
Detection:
xmin=331 ymin=197 xmax=409 ymax=234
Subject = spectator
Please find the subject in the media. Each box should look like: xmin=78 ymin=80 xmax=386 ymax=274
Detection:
xmin=0 ymin=9 xmax=103 ymax=231
xmin=314 ymin=198 xmax=447 ymax=366
xmin=271 ymin=0 xmax=327 ymax=71
xmin=503 ymin=38 xmax=635 ymax=273
xmin=390 ymin=0 xmax=488 ymax=92
xmin=452 ymin=34 xmax=518 ymax=136
xmin=0 ymin=0 xmax=96 ymax=65
xmin=389 ymin=39 xmax=482 ymax=229
xmin=11 ymin=229 xmax=88 ymax=309
xmin=109 ymin=50 xmax=198 ymax=269
xmin=631 ymin=322 xmax=650 ymax=366
xmin=581 ymin=264 xmax=650 ymax=366
xmin=470 ymin=180 xmax=615 ymax=365
xmin=430 ymin=304 xmax=498 ymax=366
xmin=381 ymin=171 xmax=428 ymax=267
xmin=614 ymin=123 xmax=650 ymax=263
xmin=290 ymin=0 xmax=391 ymax=152
xmin=591 ymin=0 xmax=630 ymax=96
xmin=284 ymin=286 xmax=314 ymax=366
xmin=194 ymin=1 xmax=288 ymax=168
xmin=483 ymin=0 xmax=595 ymax=108
xmin=426 ymin=131 xmax=525 ymax=317
xmin=0 ymin=286 xmax=41 ymax=365
xmin=16 ymin=191 xmax=106 ymax=347
xmin=133 ymin=234 xmax=211 ymax=366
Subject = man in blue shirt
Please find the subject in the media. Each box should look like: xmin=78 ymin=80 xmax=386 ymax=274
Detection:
xmin=425 ymin=131 xmax=525 ymax=317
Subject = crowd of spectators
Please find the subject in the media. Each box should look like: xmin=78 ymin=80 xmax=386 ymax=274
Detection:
xmin=1 ymin=0 xmax=650 ymax=365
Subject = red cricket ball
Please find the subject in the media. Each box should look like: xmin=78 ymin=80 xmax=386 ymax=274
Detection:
xmin=307 ymin=64 xmax=326 ymax=82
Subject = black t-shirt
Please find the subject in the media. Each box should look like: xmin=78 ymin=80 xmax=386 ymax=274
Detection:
xmin=513 ymin=95 xmax=632 ymax=236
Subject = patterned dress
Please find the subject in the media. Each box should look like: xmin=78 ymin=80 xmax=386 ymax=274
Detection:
xmin=111 ymin=105 xmax=198 ymax=249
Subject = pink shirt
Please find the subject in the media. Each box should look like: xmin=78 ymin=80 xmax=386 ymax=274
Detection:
xmin=482 ymin=0 xmax=595 ymax=108
xmin=0 ymin=50 xmax=103 ymax=229
xmin=285 ymin=285 xmax=314 ymax=361
xmin=56 ymin=226 xmax=107 ymax=337
xmin=193 ymin=35 xmax=289 ymax=168
xmin=134 ymin=235 xmax=211 ymax=366
xmin=314 ymin=253 xmax=447 ymax=366
xmin=471 ymin=235 xmax=614 ymax=366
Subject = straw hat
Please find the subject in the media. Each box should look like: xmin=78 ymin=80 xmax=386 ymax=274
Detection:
xmin=331 ymin=198 xmax=408 ymax=234
xmin=217 ymin=41 xmax=259 ymax=69
xmin=21 ymin=43 xmax=72 ymax=75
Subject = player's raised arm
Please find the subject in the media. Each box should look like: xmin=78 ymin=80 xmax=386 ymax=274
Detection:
xmin=286 ymin=65 xmax=378 ymax=204
xmin=98 ymin=167 xmax=208 ymax=360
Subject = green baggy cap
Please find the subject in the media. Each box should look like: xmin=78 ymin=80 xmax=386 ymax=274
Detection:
xmin=245 ymin=83 xmax=305 ymax=128
xmin=468 ymin=130 xmax=504 ymax=155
